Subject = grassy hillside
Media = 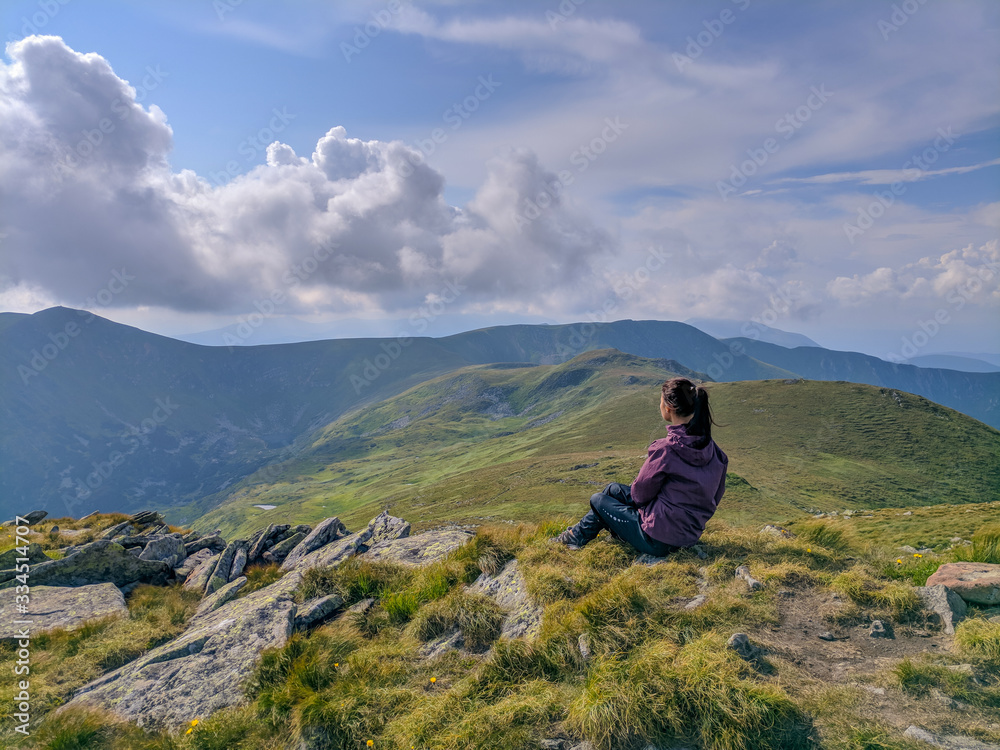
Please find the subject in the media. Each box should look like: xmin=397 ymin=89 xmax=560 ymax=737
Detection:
xmin=727 ymin=337 xmax=1000 ymax=428
xmin=175 ymin=351 xmax=1000 ymax=540
xmin=8 ymin=511 xmax=1000 ymax=749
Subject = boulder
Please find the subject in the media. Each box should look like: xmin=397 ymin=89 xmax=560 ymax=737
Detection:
xmin=183 ymin=552 xmax=221 ymax=592
xmin=22 ymin=510 xmax=48 ymax=525
xmin=205 ymin=541 xmax=246 ymax=595
xmin=293 ymin=594 xmax=343 ymax=631
xmin=193 ymin=577 xmax=247 ymax=620
xmin=263 ymin=532 xmax=305 ymax=565
xmin=367 ymin=510 xmax=411 ymax=544
xmin=0 ymin=542 xmax=50 ymax=568
xmin=247 ymin=524 xmax=278 ymax=562
xmin=926 ymin=562 xmax=1000 ymax=605
xmin=0 ymin=583 xmax=127 ymax=639
xmin=363 ymin=529 xmax=473 ymax=567
xmin=138 ymin=534 xmax=187 ymax=568
xmin=470 ymin=559 xmax=542 ymax=640
xmin=174 ymin=548 xmax=214 ymax=581
xmin=916 ymin=584 xmax=967 ymax=635
xmin=228 ymin=547 xmax=248 ymax=582
xmin=0 ymin=541 xmax=171 ymax=590
xmin=726 ymin=633 xmax=762 ymax=660
xmin=99 ymin=521 xmax=132 ymax=541
xmin=760 ymin=525 xmax=795 ymax=539
xmin=61 ymin=571 xmax=298 ymax=731
xmin=129 ymin=510 xmax=163 ymax=527
xmin=184 ymin=534 xmax=227 ymax=555
xmin=279 ymin=517 xmax=348 ymax=570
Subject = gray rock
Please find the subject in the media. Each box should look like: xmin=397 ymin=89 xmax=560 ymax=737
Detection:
xmin=578 ymin=633 xmax=592 ymax=662
xmin=0 ymin=542 xmax=50 ymax=568
xmin=49 ymin=525 xmax=59 ymax=533
xmin=869 ymin=620 xmax=890 ymax=638
xmin=367 ymin=510 xmax=411 ymax=544
xmin=290 ymin=531 xmax=372 ymax=573
xmin=903 ymin=725 xmax=1000 ymax=749
xmin=735 ymin=564 xmax=763 ymax=591
xmin=760 ymin=525 xmax=795 ymax=539
xmin=138 ymin=535 xmax=187 ymax=569
xmin=926 ymin=562 xmax=1000 ymax=606
xmin=419 ymin=628 xmax=464 ymax=659
xmin=263 ymin=532 xmax=305 ymax=565
xmin=247 ymin=524 xmax=278 ymax=562
xmin=726 ymin=632 xmax=762 ymax=660
xmin=205 ymin=540 xmax=247 ymax=595
xmin=280 ymin=517 xmax=348 ymax=570
xmin=183 ymin=552 xmax=221 ymax=592
xmin=61 ymin=572 xmax=297 ymax=731
xmin=363 ymin=528 xmax=473 ymax=567
xmin=79 ymin=510 xmax=100 ymax=520
xmin=174 ymin=548 xmax=214 ymax=581
xmin=0 ymin=541 xmax=170 ymax=590
xmin=22 ymin=510 xmax=48 ymax=524
xmin=916 ymin=584 xmax=967 ymax=635
xmin=228 ymin=547 xmax=248 ymax=582
xmin=184 ymin=533 xmax=227 ymax=555
xmin=470 ymin=559 xmax=542 ymax=640
xmin=129 ymin=510 xmax=163 ymax=527
xmin=99 ymin=521 xmax=132 ymax=540
xmin=0 ymin=583 xmax=127 ymax=639
xmin=294 ymin=594 xmax=343 ymax=631
xmin=193 ymin=577 xmax=247 ymax=621
xmin=685 ymin=595 xmax=707 ymax=610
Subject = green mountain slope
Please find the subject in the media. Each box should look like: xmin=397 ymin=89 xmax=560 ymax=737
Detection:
xmin=726 ymin=337 xmax=1000 ymax=427
xmin=176 ymin=350 xmax=1000 ymax=538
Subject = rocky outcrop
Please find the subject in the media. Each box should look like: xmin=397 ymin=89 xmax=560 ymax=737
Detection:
xmin=204 ymin=540 xmax=247 ymax=595
xmin=0 ymin=583 xmax=127 ymax=639
xmin=470 ymin=559 xmax=542 ymax=641
xmin=903 ymin=725 xmax=1000 ymax=750
xmin=926 ymin=562 xmax=1000 ymax=605
xmin=61 ymin=574 xmax=298 ymax=731
xmin=184 ymin=534 xmax=227 ymax=555
xmin=60 ymin=513 xmax=468 ymax=731
xmin=174 ymin=548 xmax=214 ymax=581
xmin=0 ymin=541 xmax=170 ymax=590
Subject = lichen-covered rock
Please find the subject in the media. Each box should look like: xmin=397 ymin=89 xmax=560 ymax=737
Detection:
xmin=294 ymin=594 xmax=343 ymax=631
xmin=363 ymin=529 xmax=473 ymax=567
xmin=470 ymin=559 xmax=542 ymax=640
xmin=0 ymin=583 xmax=127 ymax=639
xmin=61 ymin=572 xmax=298 ymax=730
xmin=174 ymin=548 xmax=214 ymax=581
xmin=280 ymin=517 xmax=348 ymax=570
xmin=129 ymin=510 xmax=163 ymax=528
xmin=291 ymin=531 xmax=371 ymax=573
xmin=248 ymin=524 xmax=286 ymax=563
xmin=0 ymin=542 xmax=50 ymax=568
xmin=926 ymin=562 xmax=1000 ymax=605
xmin=367 ymin=511 xmax=411 ymax=544
xmin=184 ymin=534 xmax=227 ymax=555
xmin=0 ymin=541 xmax=170 ymax=590
xmin=183 ymin=552 xmax=221 ymax=592
xmin=916 ymin=584 xmax=967 ymax=635
xmin=138 ymin=534 xmax=187 ymax=568
xmin=193 ymin=577 xmax=247 ymax=620
xmin=263 ymin=532 xmax=305 ymax=565
xmin=205 ymin=540 xmax=247 ymax=595
xmin=99 ymin=521 xmax=132 ymax=540
xmin=228 ymin=547 xmax=248 ymax=582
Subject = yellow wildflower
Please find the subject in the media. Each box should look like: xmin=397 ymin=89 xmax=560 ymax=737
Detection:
xmin=914 ymin=553 xmax=922 ymax=558
xmin=430 ymin=677 xmax=436 ymax=683
xmin=367 ymin=741 xmax=374 ymax=747
xmin=896 ymin=559 xmax=902 ymax=564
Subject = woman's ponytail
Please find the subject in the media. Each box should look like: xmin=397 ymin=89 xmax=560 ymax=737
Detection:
xmin=662 ymin=378 xmax=718 ymax=444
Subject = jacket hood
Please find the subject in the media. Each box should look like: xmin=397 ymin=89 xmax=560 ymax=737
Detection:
xmin=663 ymin=423 xmax=721 ymax=467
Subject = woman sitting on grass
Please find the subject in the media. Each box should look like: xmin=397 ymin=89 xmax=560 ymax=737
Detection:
xmin=556 ymin=377 xmax=728 ymax=556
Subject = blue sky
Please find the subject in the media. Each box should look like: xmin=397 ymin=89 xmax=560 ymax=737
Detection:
xmin=1 ymin=0 xmax=998 ymax=359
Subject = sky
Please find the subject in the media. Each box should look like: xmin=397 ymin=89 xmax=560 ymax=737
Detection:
xmin=0 ymin=0 xmax=998 ymax=360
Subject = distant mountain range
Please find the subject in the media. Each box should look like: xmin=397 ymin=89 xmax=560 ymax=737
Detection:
xmin=685 ymin=317 xmax=821 ymax=349
xmin=1 ymin=307 xmax=997 ymax=523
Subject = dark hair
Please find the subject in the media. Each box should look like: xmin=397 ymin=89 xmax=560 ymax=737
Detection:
xmin=661 ymin=377 xmax=718 ymax=444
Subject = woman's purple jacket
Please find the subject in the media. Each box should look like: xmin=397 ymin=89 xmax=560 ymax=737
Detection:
xmin=630 ymin=423 xmax=728 ymax=548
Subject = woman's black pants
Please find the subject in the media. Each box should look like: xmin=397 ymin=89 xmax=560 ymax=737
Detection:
xmin=568 ymin=483 xmax=678 ymax=557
